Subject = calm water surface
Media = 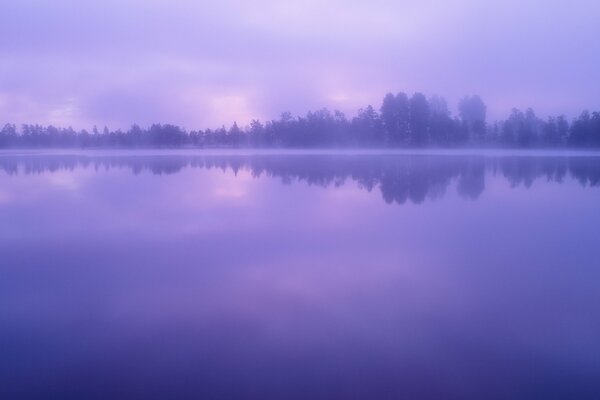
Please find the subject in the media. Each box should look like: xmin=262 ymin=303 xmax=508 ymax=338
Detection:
xmin=1 ymin=151 xmax=599 ymax=399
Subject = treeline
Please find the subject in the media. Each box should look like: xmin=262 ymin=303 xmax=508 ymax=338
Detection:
xmin=1 ymin=154 xmax=599 ymax=205
xmin=1 ymin=92 xmax=600 ymax=148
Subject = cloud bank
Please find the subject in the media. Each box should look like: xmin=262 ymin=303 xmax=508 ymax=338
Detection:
xmin=0 ymin=0 xmax=599 ymax=129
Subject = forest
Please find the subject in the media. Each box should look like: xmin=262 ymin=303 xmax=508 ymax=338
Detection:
xmin=1 ymin=92 xmax=599 ymax=148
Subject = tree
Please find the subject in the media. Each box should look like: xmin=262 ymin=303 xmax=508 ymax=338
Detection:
xmin=0 ymin=124 xmax=17 ymax=148
xmin=332 ymin=110 xmax=350 ymax=146
xmin=459 ymin=95 xmax=487 ymax=142
xmin=502 ymin=108 xmax=523 ymax=146
xmin=0 ymin=89 xmax=598 ymax=149
xmin=409 ymin=93 xmax=430 ymax=145
xmin=569 ymin=111 xmax=592 ymax=147
xmin=249 ymin=120 xmax=265 ymax=147
xmin=380 ymin=93 xmax=397 ymax=141
xmin=352 ymin=105 xmax=383 ymax=146
xmin=591 ymin=112 xmax=600 ymax=147
xmin=504 ymin=108 xmax=540 ymax=147
xmin=396 ymin=92 xmax=410 ymax=144
xmin=429 ymin=95 xmax=454 ymax=145
xmin=380 ymin=92 xmax=409 ymax=145
xmin=229 ymin=122 xmax=243 ymax=147
xmin=557 ymin=115 xmax=569 ymax=145
xmin=521 ymin=108 xmax=540 ymax=146
xmin=543 ymin=115 xmax=568 ymax=147
xmin=543 ymin=117 xmax=560 ymax=146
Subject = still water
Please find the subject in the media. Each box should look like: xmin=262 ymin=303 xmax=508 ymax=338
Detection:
xmin=1 ymin=151 xmax=599 ymax=399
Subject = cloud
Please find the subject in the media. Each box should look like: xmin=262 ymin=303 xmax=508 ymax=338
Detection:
xmin=0 ymin=0 xmax=599 ymax=129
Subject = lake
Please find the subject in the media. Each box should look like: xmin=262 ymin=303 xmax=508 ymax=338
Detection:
xmin=1 ymin=150 xmax=599 ymax=399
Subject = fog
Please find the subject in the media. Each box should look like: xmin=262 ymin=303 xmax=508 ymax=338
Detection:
xmin=1 ymin=0 xmax=599 ymax=129
xmin=2 ymin=1 xmax=600 ymax=398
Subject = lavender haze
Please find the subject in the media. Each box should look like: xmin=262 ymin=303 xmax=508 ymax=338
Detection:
xmin=1 ymin=0 xmax=599 ymax=130
xmin=1 ymin=152 xmax=600 ymax=399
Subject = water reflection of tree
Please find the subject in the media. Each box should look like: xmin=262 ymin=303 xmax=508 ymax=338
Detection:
xmin=500 ymin=157 xmax=569 ymax=188
xmin=1 ymin=155 xmax=599 ymax=205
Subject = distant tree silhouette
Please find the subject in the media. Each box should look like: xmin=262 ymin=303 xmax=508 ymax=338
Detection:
xmin=459 ymin=95 xmax=487 ymax=143
xmin=542 ymin=116 xmax=568 ymax=147
xmin=568 ymin=111 xmax=600 ymax=147
xmin=380 ymin=92 xmax=410 ymax=145
xmin=352 ymin=105 xmax=383 ymax=146
xmin=429 ymin=95 xmax=458 ymax=145
xmin=0 ymin=124 xmax=17 ymax=147
xmin=0 ymin=90 xmax=599 ymax=149
xmin=502 ymin=108 xmax=543 ymax=147
xmin=408 ymin=93 xmax=430 ymax=146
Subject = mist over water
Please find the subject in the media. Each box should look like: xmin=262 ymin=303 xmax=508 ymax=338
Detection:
xmin=3 ymin=0 xmax=600 ymax=398
xmin=1 ymin=151 xmax=600 ymax=399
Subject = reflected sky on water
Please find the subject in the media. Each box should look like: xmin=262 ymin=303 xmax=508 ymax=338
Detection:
xmin=1 ymin=151 xmax=600 ymax=399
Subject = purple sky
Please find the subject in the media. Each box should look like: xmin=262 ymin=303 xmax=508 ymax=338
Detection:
xmin=0 ymin=0 xmax=599 ymax=130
